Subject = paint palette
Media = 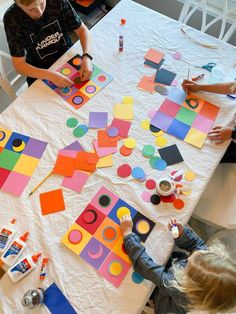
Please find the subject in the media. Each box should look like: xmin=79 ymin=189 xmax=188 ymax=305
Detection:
xmin=44 ymin=54 xmax=113 ymax=110
xmin=151 ymin=87 xmax=220 ymax=148
xmin=61 ymin=186 xmax=155 ymax=287
xmin=0 ymin=128 xmax=47 ymax=196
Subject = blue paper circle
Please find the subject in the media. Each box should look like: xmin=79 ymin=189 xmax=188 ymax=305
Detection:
xmin=156 ymin=159 xmax=167 ymax=170
xmin=132 ymin=167 xmax=145 ymax=179
xmin=132 ymin=271 xmax=144 ymax=284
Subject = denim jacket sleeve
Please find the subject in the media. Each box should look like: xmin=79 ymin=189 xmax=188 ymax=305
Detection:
xmin=123 ymin=233 xmax=181 ymax=298
xmin=175 ymin=226 xmax=207 ymax=252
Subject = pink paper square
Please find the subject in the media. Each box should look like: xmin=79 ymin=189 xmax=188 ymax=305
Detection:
xmin=159 ymin=99 xmax=181 ymax=117
xmin=192 ymin=114 xmax=214 ymax=133
xmin=58 ymin=149 xmax=78 ymax=158
xmin=1 ymin=171 xmax=30 ymax=196
xmin=93 ymin=140 xmax=117 ymax=157
xmin=98 ymin=251 xmax=130 ymax=287
xmin=110 ymin=118 xmax=131 ymax=138
xmin=61 ymin=170 xmax=89 ymax=193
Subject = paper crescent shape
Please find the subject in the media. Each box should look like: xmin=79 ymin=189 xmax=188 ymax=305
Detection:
xmin=0 ymin=131 xmax=6 ymax=142
xmin=83 ymin=209 xmax=98 ymax=224
xmin=87 ymin=244 xmax=103 ymax=259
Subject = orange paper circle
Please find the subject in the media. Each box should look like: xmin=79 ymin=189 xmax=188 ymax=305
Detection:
xmin=173 ymin=198 xmax=185 ymax=210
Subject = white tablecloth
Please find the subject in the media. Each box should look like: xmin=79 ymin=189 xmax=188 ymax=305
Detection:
xmin=0 ymin=0 xmax=236 ymax=313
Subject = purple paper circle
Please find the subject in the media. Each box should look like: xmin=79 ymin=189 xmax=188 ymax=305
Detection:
xmin=107 ymin=127 xmax=119 ymax=137
xmin=85 ymin=85 xmax=96 ymax=94
xmin=173 ymin=52 xmax=182 ymax=60
xmin=73 ymin=96 xmax=83 ymax=105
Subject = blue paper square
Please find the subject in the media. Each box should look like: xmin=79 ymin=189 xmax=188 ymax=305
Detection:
xmin=154 ymin=68 xmax=176 ymax=85
xmin=5 ymin=132 xmax=30 ymax=154
xmin=108 ymin=199 xmax=137 ymax=225
xmin=167 ymin=119 xmax=191 ymax=140
xmin=166 ymin=87 xmax=186 ymax=105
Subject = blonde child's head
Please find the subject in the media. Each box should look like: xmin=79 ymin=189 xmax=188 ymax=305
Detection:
xmin=172 ymin=240 xmax=236 ymax=313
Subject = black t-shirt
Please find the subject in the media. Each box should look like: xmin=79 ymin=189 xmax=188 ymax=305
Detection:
xmin=4 ymin=0 xmax=82 ymax=69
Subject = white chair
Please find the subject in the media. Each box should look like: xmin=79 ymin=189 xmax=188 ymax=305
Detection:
xmin=179 ymin=0 xmax=236 ymax=42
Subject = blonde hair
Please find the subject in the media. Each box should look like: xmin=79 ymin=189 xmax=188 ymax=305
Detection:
xmin=171 ymin=241 xmax=236 ymax=313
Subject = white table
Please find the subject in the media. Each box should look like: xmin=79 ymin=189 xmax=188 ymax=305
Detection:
xmin=0 ymin=1 xmax=236 ymax=313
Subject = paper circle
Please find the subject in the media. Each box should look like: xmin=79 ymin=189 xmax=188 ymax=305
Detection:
xmin=107 ymin=127 xmax=119 ymax=137
xmin=132 ymin=167 xmax=145 ymax=179
xmin=136 ymin=220 xmax=150 ymax=234
xmin=173 ymin=198 xmax=185 ymax=209
xmin=68 ymin=229 xmax=82 ymax=244
xmin=149 ymin=124 xmax=161 ymax=133
xmin=150 ymin=194 xmax=161 ymax=205
xmin=184 ymin=170 xmax=196 ymax=181
xmin=145 ymin=179 xmax=156 ymax=190
xmin=155 ymin=159 xmax=167 ymax=171
xmin=73 ymin=96 xmax=83 ymax=105
xmin=160 ymin=194 xmax=176 ymax=203
xmin=98 ymin=194 xmax=111 ymax=207
xmin=155 ymin=136 xmax=168 ymax=147
xmin=73 ymin=125 xmax=88 ymax=138
xmin=61 ymin=67 xmax=71 ymax=75
xmin=102 ymin=226 xmax=117 ymax=242
xmin=97 ymin=74 xmax=106 ymax=82
xmin=132 ymin=271 xmax=144 ymax=284
xmin=117 ymin=164 xmax=132 ymax=178
xmin=142 ymin=145 xmax=155 ymax=157
xmin=149 ymin=156 xmax=161 ymax=169
xmin=109 ymin=261 xmax=123 ymax=276
xmin=120 ymin=145 xmax=132 ymax=156
xmin=85 ymin=85 xmax=96 ymax=94
xmin=66 ymin=118 xmax=78 ymax=128
xmin=12 ymin=139 xmax=25 ymax=152
xmin=83 ymin=209 xmax=97 ymax=224
xmin=173 ymin=52 xmax=182 ymax=60
xmin=72 ymin=57 xmax=81 ymax=66
xmin=124 ymin=137 xmax=136 ymax=149
xmin=61 ymin=87 xmax=72 ymax=95
xmin=182 ymin=189 xmax=192 ymax=196
xmin=116 ymin=206 xmax=130 ymax=220
xmin=87 ymin=153 xmax=98 ymax=165
xmin=140 ymin=120 xmax=150 ymax=130
xmin=141 ymin=191 xmax=151 ymax=202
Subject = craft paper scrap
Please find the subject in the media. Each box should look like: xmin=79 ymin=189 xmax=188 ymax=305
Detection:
xmin=154 ymin=68 xmax=176 ymax=86
xmin=62 ymin=170 xmax=89 ymax=193
xmin=110 ymin=118 xmax=131 ymax=138
xmin=88 ymin=112 xmax=108 ymax=129
xmin=114 ymin=103 xmax=134 ymax=120
xmin=93 ymin=140 xmax=117 ymax=157
xmin=96 ymin=154 xmax=113 ymax=168
xmin=76 ymin=151 xmax=98 ymax=172
xmin=40 ymin=189 xmax=65 ymax=215
xmin=144 ymin=48 xmax=164 ymax=64
xmin=137 ymin=76 xmax=155 ymax=93
xmin=158 ymin=144 xmax=184 ymax=166
xmin=52 ymin=154 xmax=76 ymax=177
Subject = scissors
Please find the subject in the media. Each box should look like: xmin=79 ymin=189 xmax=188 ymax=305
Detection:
xmin=199 ymin=62 xmax=217 ymax=72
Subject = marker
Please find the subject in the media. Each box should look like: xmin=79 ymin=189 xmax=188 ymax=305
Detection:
xmin=192 ymin=73 xmax=204 ymax=81
xmin=227 ymin=94 xmax=236 ymax=99
xmin=119 ymin=35 xmax=123 ymax=52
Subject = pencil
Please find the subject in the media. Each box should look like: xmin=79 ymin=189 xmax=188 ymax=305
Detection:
xmin=29 ymin=172 xmax=52 ymax=196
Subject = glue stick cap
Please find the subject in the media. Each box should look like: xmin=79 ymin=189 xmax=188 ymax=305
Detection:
xmin=10 ymin=219 xmax=16 ymax=224
xmin=32 ymin=253 xmax=41 ymax=263
xmin=20 ymin=232 xmax=29 ymax=242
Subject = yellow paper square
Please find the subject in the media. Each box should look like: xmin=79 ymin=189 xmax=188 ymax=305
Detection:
xmin=0 ymin=128 xmax=12 ymax=147
xmin=61 ymin=223 xmax=92 ymax=255
xmin=112 ymin=236 xmax=131 ymax=264
xmin=79 ymin=82 xmax=101 ymax=99
xmin=122 ymin=96 xmax=134 ymax=104
xmin=13 ymin=154 xmax=39 ymax=176
xmin=114 ymin=103 xmax=134 ymax=120
xmin=96 ymin=154 xmax=113 ymax=168
xmin=184 ymin=128 xmax=207 ymax=148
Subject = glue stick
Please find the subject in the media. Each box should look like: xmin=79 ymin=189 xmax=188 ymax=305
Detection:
xmin=1 ymin=232 xmax=29 ymax=266
xmin=39 ymin=258 xmax=49 ymax=281
xmin=0 ymin=219 xmax=16 ymax=253
xmin=171 ymin=224 xmax=179 ymax=239
xmin=8 ymin=252 xmax=41 ymax=283
xmin=119 ymin=35 xmax=124 ymax=52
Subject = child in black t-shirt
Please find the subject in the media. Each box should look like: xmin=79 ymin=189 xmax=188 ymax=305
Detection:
xmin=4 ymin=0 xmax=93 ymax=87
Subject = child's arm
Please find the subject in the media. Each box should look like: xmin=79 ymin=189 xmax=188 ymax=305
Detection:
xmin=12 ymin=56 xmax=73 ymax=88
xmin=182 ymin=80 xmax=236 ymax=94
xmin=174 ymin=226 xmax=207 ymax=252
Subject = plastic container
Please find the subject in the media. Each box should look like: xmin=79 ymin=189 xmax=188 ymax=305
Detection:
xmin=0 ymin=219 xmax=16 ymax=253
xmin=22 ymin=288 xmax=45 ymax=309
xmin=8 ymin=252 xmax=41 ymax=283
xmin=156 ymin=178 xmax=175 ymax=196
xmin=1 ymin=232 xmax=29 ymax=266
xmin=171 ymin=225 xmax=179 ymax=239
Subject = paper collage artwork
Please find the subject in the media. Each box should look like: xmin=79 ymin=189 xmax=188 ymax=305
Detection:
xmin=0 ymin=128 xmax=47 ymax=196
xmin=44 ymin=54 xmax=113 ymax=110
xmin=61 ymin=186 xmax=155 ymax=287
xmin=151 ymin=88 xmax=220 ymax=148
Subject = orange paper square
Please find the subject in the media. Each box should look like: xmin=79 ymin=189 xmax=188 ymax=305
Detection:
xmin=137 ymin=76 xmax=155 ymax=93
xmin=76 ymin=151 xmax=98 ymax=172
xmin=97 ymin=130 xmax=118 ymax=147
xmin=40 ymin=189 xmax=65 ymax=215
xmin=52 ymin=154 xmax=76 ymax=177
xmin=144 ymin=48 xmax=164 ymax=64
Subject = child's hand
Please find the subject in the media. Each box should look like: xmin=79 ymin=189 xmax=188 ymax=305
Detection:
xmin=48 ymin=71 xmax=73 ymax=88
xmin=167 ymin=218 xmax=184 ymax=237
xmin=182 ymin=79 xmax=200 ymax=93
xmin=208 ymin=126 xmax=233 ymax=144
xmin=80 ymin=58 xmax=93 ymax=81
xmin=120 ymin=215 xmax=133 ymax=238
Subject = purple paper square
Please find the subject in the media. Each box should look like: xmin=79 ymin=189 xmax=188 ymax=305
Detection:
xmin=192 ymin=114 xmax=214 ymax=133
xmin=167 ymin=119 xmax=191 ymax=140
xmin=63 ymin=141 xmax=84 ymax=152
xmin=80 ymin=237 xmax=110 ymax=270
xmin=151 ymin=111 xmax=174 ymax=131
xmin=23 ymin=138 xmax=48 ymax=158
xmin=88 ymin=112 xmax=108 ymax=129
xmin=159 ymin=99 xmax=181 ymax=117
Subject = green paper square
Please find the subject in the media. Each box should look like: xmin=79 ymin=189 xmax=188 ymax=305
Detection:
xmin=91 ymin=65 xmax=101 ymax=79
xmin=0 ymin=149 xmax=21 ymax=170
xmin=175 ymin=107 xmax=197 ymax=126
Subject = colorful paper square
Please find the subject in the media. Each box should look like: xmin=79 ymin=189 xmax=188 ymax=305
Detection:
xmin=114 ymin=103 xmax=134 ymax=120
xmin=0 ymin=149 xmax=21 ymax=170
xmin=90 ymin=186 xmax=120 ymax=215
xmin=184 ymin=128 xmax=207 ymax=148
xmin=13 ymin=154 xmax=39 ymax=176
xmin=167 ymin=119 xmax=191 ymax=140
xmin=1 ymin=171 xmax=30 ymax=196
xmin=192 ymin=114 xmax=214 ymax=133
xmin=63 ymin=141 xmax=84 ymax=152
xmin=76 ymin=204 xmax=106 ymax=235
xmin=88 ymin=112 xmax=108 ymax=129
xmin=96 ymin=154 xmax=113 ymax=168
xmin=199 ymin=101 xmax=220 ymax=120
xmin=5 ymin=132 xmax=30 ymax=153
xmin=54 ymin=85 xmax=78 ymax=100
xmin=80 ymin=82 xmax=101 ymax=98
xmin=53 ymin=154 xmax=76 ymax=177
xmin=67 ymin=54 xmax=82 ymax=71
xmin=151 ymin=111 xmax=174 ymax=131
xmin=67 ymin=91 xmax=90 ymax=110
xmin=144 ymin=48 xmax=164 ymax=64
xmin=61 ymin=223 xmax=92 ymax=255
xmin=166 ymin=87 xmax=186 ymax=105
xmin=132 ymin=212 xmax=156 ymax=243
xmin=23 ymin=138 xmax=48 ymax=158
xmin=110 ymin=118 xmax=131 ymax=138
xmin=0 ymin=167 xmax=11 ymax=188
xmin=93 ymin=140 xmax=117 ymax=157
xmin=112 ymin=236 xmax=131 ymax=264
xmin=0 ymin=128 xmax=12 ymax=147
xmin=158 ymin=144 xmax=184 ymax=166
xmin=154 ymin=68 xmax=176 ymax=86
xmin=75 ymin=151 xmax=98 ymax=172
xmin=98 ymin=251 xmax=131 ymax=288
xmin=137 ymin=76 xmax=155 ymax=93
xmin=80 ymin=237 xmax=110 ymax=270
xmin=159 ymin=99 xmax=181 ymax=117
xmin=91 ymin=69 xmax=113 ymax=88
xmin=57 ymin=63 xmax=78 ymax=78
xmin=175 ymin=107 xmax=198 ymax=125
xmin=97 ymin=130 xmax=118 ymax=148
xmin=40 ymin=189 xmax=65 ymax=215
xmin=94 ymin=217 xmax=121 ymax=249
xmin=108 ymin=199 xmax=137 ymax=225
xmin=183 ymin=94 xmax=204 ymax=113
xmin=61 ymin=170 xmax=89 ymax=193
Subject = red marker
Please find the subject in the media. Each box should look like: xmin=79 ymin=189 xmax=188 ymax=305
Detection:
xmin=192 ymin=73 xmax=204 ymax=81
